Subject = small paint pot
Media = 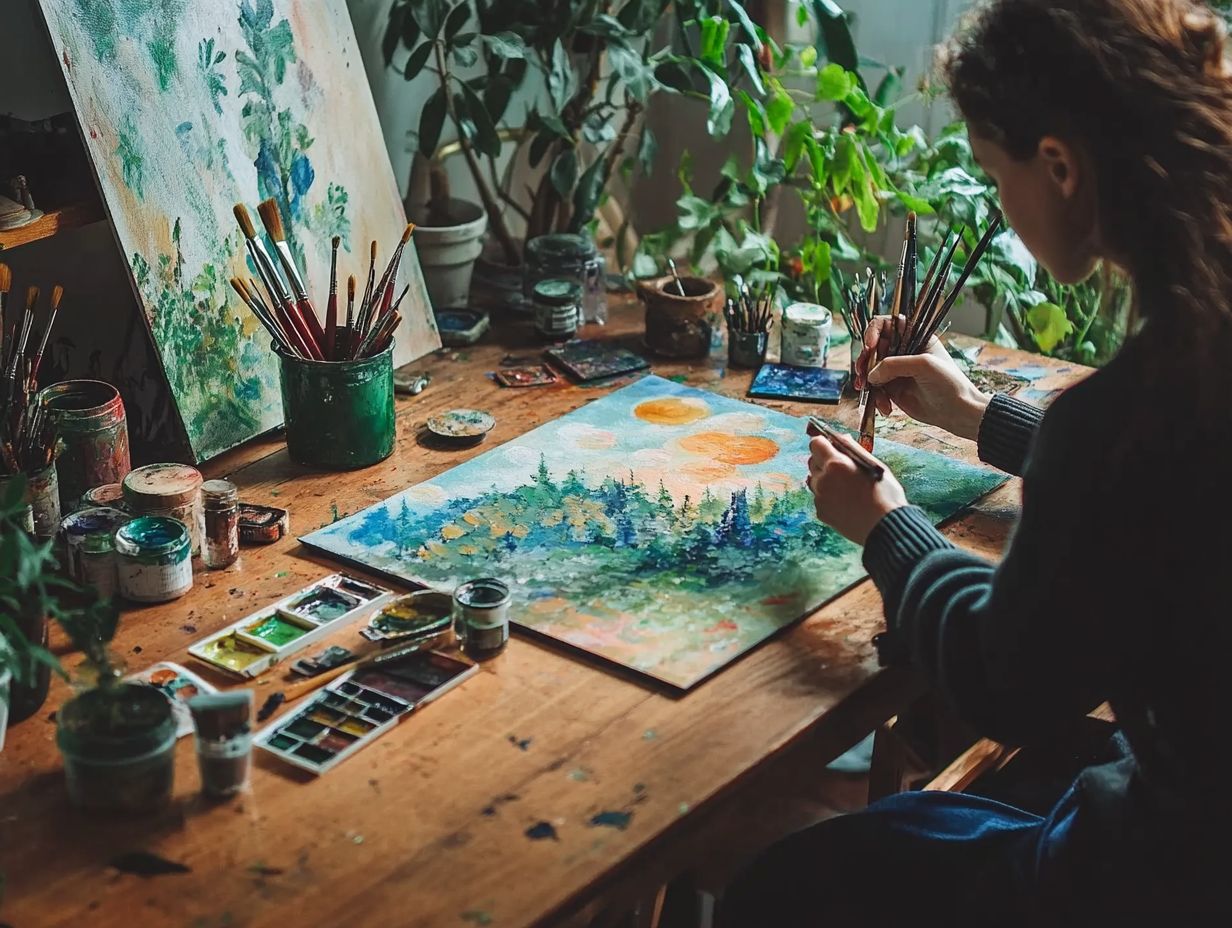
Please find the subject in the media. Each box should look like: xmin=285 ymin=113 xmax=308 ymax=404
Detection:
xmin=639 ymin=276 xmax=725 ymax=359
xmin=114 ymin=516 xmax=194 ymax=604
xmin=780 ymin=303 xmax=832 ymax=368
xmin=729 ymin=330 xmax=769 ymax=369
xmin=81 ymin=483 xmax=127 ymax=511
xmin=276 ymin=336 xmax=395 ymax=471
xmin=61 ymin=506 xmax=129 ymax=585
xmin=426 ymin=408 xmax=495 ymax=444
xmin=39 ymin=379 xmax=131 ymax=511
xmin=237 ymin=503 xmax=289 ymax=544
xmin=201 ymin=480 xmax=239 ymax=570
xmin=123 ymin=463 xmax=205 ymax=555
xmin=533 ymin=279 xmax=582 ymax=341
xmin=453 ymin=578 xmax=511 ymax=660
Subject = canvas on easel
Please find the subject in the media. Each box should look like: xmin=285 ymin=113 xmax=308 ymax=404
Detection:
xmin=36 ymin=0 xmax=440 ymax=461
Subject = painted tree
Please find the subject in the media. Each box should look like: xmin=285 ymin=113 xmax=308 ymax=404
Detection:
xmin=396 ymin=499 xmax=414 ymax=557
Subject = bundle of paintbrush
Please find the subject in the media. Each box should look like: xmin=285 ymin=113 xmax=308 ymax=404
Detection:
xmin=839 ymin=268 xmax=889 ymax=345
xmin=230 ymin=198 xmax=415 ymax=362
xmin=856 ymin=209 xmax=1004 ymax=451
xmin=0 ymin=264 xmax=63 ymax=476
xmin=724 ymin=283 xmax=774 ymax=335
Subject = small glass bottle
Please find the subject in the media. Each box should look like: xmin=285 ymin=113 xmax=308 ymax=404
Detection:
xmin=533 ymin=279 xmax=582 ymax=341
xmin=201 ymin=479 xmax=239 ymax=569
xmin=453 ymin=578 xmax=511 ymax=660
xmin=523 ymin=234 xmax=606 ymax=324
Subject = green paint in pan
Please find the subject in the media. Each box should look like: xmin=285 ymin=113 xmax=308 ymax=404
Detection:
xmin=245 ymin=614 xmax=308 ymax=648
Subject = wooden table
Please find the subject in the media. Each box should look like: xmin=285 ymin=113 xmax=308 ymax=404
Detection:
xmin=0 ymin=303 xmax=1087 ymax=928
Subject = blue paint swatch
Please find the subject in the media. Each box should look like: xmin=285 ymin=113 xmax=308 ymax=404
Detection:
xmin=748 ymin=364 xmax=848 ymax=403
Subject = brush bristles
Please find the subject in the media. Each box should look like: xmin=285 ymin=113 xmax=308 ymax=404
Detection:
xmin=257 ymin=198 xmax=285 ymax=243
xmin=0 ymin=263 xmax=10 ymax=293
xmin=370 ymin=240 xmax=377 ymax=260
xmin=331 ymin=235 xmax=340 ymax=251
xmin=51 ymin=285 xmax=64 ymax=310
xmin=25 ymin=286 xmax=39 ymax=311
xmin=347 ymin=275 xmax=356 ymax=298
xmin=232 ymin=204 xmax=256 ymax=239
xmin=401 ymin=223 xmax=415 ymax=244
xmin=229 ymin=277 xmax=248 ymax=300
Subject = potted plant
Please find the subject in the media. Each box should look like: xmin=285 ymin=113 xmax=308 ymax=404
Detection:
xmin=53 ymin=594 xmax=177 ymax=812
xmin=383 ymin=0 xmax=749 ymax=304
xmin=0 ymin=475 xmax=61 ymax=732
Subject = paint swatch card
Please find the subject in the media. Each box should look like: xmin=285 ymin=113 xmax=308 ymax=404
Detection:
xmin=256 ymin=651 xmax=477 ymax=774
xmin=127 ymin=662 xmax=218 ymax=739
xmin=748 ymin=364 xmax=848 ymax=403
xmin=545 ymin=340 xmax=650 ymax=382
xmin=495 ymin=365 xmax=558 ymax=388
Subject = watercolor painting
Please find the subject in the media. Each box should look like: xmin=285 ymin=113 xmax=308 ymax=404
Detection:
xmin=749 ymin=363 xmax=849 ymax=403
xmin=303 ymin=377 xmax=1006 ymax=689
xmin=546 ymin=340 xmax=650 ymax=382
xmin=37 ymin=0 xmax=440 ymax=460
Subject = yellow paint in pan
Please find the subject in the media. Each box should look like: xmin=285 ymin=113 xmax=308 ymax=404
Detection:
xmin=199 ymin=633 xmax=266 ymax=672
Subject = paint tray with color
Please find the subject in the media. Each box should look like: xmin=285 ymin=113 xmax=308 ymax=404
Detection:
xmin=256 ymin=651 xmax=477 ymax=774
xmin=189 ymin=573 xmax=394 ymax=678
xmin=748 ymin=364 xmax=848 ymax=403
xmin=126 ymin=662 xmax=218 ymax=739
xmin=544 ymin=340 xmax=649 ymax=382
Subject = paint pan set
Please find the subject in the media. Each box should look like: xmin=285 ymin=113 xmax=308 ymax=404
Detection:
xmin=256 ymin=650 xmax=476 ymax=774
xmin=189 ymin=573 xmax=392 ymax=678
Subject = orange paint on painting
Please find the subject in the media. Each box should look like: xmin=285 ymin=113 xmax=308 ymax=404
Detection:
xmin=704 ymin=618 xmax=739 ymax=634
xmin=634 ymin=397 xmax=710 ymax=425
xmin=680 ymin=460 xmax=737 ymax=482
xmin=760 ymin=593 xmax=800 ymax=606
xmin=679 ymin=431 xmax=779 ymax=465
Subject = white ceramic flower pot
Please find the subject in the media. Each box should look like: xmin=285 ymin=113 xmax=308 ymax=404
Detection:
xmin=411 ymin=198 xmax=488 ymax=310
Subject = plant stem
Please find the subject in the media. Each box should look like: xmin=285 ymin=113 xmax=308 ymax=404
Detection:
xmin=433 ymin=41 xmax=521 ymax=264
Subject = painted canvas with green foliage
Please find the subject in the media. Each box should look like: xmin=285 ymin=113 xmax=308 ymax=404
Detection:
xmin=37 ymin=0 xmax=439 ymax=460
xmin=303 ymin=377 xmax=1006 ymax=689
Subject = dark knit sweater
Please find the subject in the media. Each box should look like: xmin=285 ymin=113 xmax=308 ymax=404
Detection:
xmin=862 ymin=332 xmax=1229 ymax=885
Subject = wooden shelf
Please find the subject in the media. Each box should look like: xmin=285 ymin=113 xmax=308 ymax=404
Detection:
xmin=0 ymin=195 xmax=105 ymax=250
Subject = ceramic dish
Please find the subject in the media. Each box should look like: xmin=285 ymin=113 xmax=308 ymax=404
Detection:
xmin=426 ymin=408 xmax=495 ymax=440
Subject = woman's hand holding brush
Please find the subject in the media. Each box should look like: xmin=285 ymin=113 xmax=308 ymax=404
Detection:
xmin=855 ymin=316 xmax=992 ymax=442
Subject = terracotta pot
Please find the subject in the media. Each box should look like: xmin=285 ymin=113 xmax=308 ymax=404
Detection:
xmin=638 ymin=276 xmax=725 ymax=359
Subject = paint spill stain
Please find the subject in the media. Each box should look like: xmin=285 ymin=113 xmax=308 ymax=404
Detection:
xmin=633 ymin=783 xmax=646 ymax=794
xmin=109 ymin=851 xmax=190 ymax=876
xmin=588 ymin=811 xmax=632 ymax=830
xmin=568 ymin=768 xmax=591 ymax=782
xmin=274 ymin=571 xmax=289 ymax=579
xmin=481 ymin=805 xmax=498 ymax=817
xmin=270 ymin=489 xmax=280 ymax=496
xmin=642 ymin=729 xmax=657 ymax=741
xmin=461 ymin=911 xmax=493 ymax=926
xmin=525 ymin=821 xmax=558 ymax=841
xmin=247 ymin=862 xmax=284 ymax=878
xmin=678 ymin=802 xmax=690 ymax=815
xmin=180 ymin=624 xmax=197 ymax=634
xmin=331 ymin=504 xmax=341 ymax=522
xmin=507 ymin=735 xmax=532 ymax=751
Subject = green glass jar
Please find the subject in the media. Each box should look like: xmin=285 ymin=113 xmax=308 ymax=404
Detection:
xmin=523 ymin=234 xmax=606 ymax=324
xmin=533 ymin=279 xmax=582 ymax=341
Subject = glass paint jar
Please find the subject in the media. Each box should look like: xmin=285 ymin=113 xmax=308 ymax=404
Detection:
xmin=114 ymin=516 xmax=193 ymax=604
xmin=532 ymin=279 xmax=581 ymax=341
xmin=81 ymin=483 xmax=127 ymax=511
xmin=523 ymin=234 xmax=606 ymax=324
xmin=122 ymin=463 xmax=204 ymax=554
xmin=780 ymin=303 xmax=832 ymax=368
xmin=39 ymin=380 xmax=131 ymax=511
xmin=27 ymin=462 xmax=61 ymax=539
xmin=61 ymin=506 xmax=129 ymax=585
xmin=201 ymin=479 xmax=239 ymax=570
xmin=453 ymin=578 xmax=511 ymax=660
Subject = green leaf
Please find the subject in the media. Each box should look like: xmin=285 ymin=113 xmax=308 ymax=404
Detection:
xmin=443 ymin=1 xmax=470 ymax=42
xmin=1025 ymin=302 xmax=1074 ymax=353
xmin=570 ymin=158 xmax=606 ymax=232
xmin=702 ymin=65 xmax=734 ymax=136
xmin=765 ymin=79 xmax=794 ymax=134
xmin=548 ymin=39 xmax=575 ymax=111
xmin=676 ymin=194 xmax=720 ymax=232
xmin=831 ymin=132 xmax=856 ymax=193
xmin=782 ymin=120 xmax=812 ymax=173
xmin=402 ymin=40 xmax=432 ymax=80
xmin=737 ymin=89 xmax=766 ymax=137
xmin=418 ymin=86 xmax=447 ymax=157
xmin=453 ymin=44 xmax=478 ymax=68
xmin=873 ymin=67 xmax=903 ymax=106
xmin=735 ymin=44 xmax=766 ymax=95
xmin=550 ymin=147 xmax=578 ymax=199
xmin=484 ymin=75 xmax=514 ymax=124
xmin=811 ymin=0 xmax=861 ymax=84
xmin=459 ymin=84 xmax=500 ymax=157
xmin=799 ymin=45 xmax=818 ymax=70
xmin=410 ymin=0 xmax=446 ymax=40
xmin=895 ymin=191 xmax=935 ymax=214
xmin=484 ymin=31 xmax=525 ymax=60
xmin=382 ymin=4 xmax=406 ymax=65
xmin=637 ymin=127 xmax=657 ymax=174
xmin=699 ymin=17 xmax=730 ymax=69
xmin=528 ymin=131 xmax=556 ymax=169
xmin=797 ymin=2 xmax=811 ymax=28
xmin=817 ymin=63 xmax=854 ymax=101
xmin=725 ymin=0 xmax=762 ymax=45
xmin=609 ymin=40 xmax=654 ymax=102
xmin=582 ymin=113 xmax=617 ymax=145
xmin=581 ymin=13 xmax=633 ymax=39
xmin=803 ymin=239 xmax=833 ymax=284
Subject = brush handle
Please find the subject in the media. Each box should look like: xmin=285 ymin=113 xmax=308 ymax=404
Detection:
xmin=325 ymin=294 xmax=338 ymax=360
xmin=295 ymin=296 xmax=327 ymax=349
xmin=278 ymin=300 xmax=322 ymax=360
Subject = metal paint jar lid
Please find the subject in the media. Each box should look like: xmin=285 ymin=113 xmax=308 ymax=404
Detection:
xmin=123 ymin=463 xmax=203 ymax=508
xmin=202 ymin=479 xmax=238 ymax=509
xmin=532 ymin=279 xmax=583 ymax=307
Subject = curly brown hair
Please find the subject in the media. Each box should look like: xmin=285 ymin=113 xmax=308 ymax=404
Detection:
xmin=941 ymin=0 xmax=1232 ymax=349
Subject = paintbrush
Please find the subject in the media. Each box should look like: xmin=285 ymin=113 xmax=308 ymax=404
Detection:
xmin=0 ymin=263 xmax=9 ymax=372
xmin=356 ymin=309 xmax=400 ymax=359
xmin=357 ymin=224 xmax=414 ymax=346
xmin=859 ymin=220 xmax=915 ymax=451
xmin=358 ymin=240 xmax=377 ymax=336
xmin=233 ymin=203 xmax=322 ymax=361
xmin=807 ymin=416 xmax=884 ymax=481
xmin=279 ymin=635 xmax=451 ymax=705
xmin=4 ymin=286 xmax=37 ymax=400
xmin=373 ymin=224 xmax=415 ymax=325
xmin=25 ymin=284 xmax=63 ymax=391
xmin=667 ymin=258 xmax=686 ymax=296
xmin=231 ymin=277 xmax=294 ymax=355
xmin=257 ymin=198 xmax=328 ymax=350
xmin=345 ymin=274 xmax=356 ymax=357
xmin=325 ymin=235 xmax=340 ymax=360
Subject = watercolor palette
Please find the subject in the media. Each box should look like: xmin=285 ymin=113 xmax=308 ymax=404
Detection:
xmin=544 ymin=340 xmax=649 ymax=382
xmin=189 ymin=573 xmax=394 ymax=678
xmin=361 ymin=590 xmax=454 ymax=643
xmin=127 ymin=662 xmax=218 ymax=739
xmin=748 ymin=363 xmax=848 ymax=403
xmin=256 ymin=651 xmax=477 ymax=774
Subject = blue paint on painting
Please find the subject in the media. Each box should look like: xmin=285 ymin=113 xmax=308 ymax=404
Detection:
xmin=748 ymin=364 xmax=848 ymax=403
